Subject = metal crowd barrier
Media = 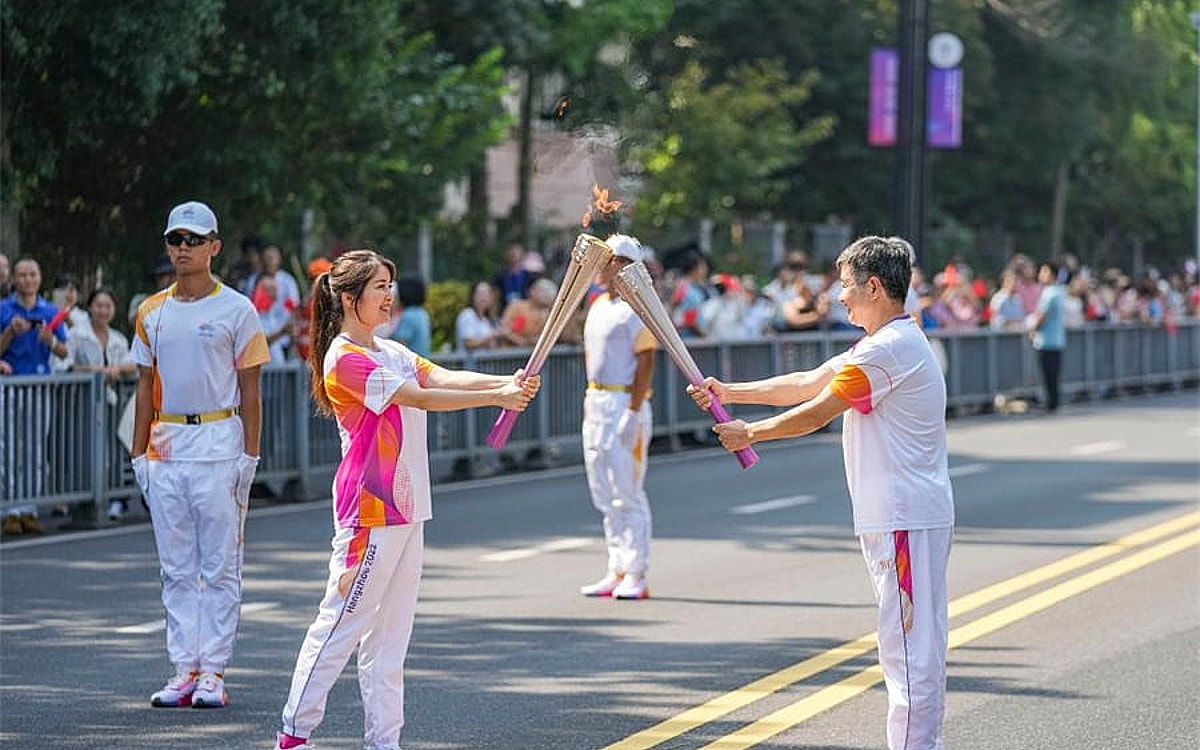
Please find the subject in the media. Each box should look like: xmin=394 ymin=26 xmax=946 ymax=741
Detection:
xmin=2 ymin=321 xmax=1197 ymax=520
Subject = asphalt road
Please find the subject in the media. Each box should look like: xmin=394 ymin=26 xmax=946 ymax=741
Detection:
xmin=2 ymin=390 xmax=1198 ymax=750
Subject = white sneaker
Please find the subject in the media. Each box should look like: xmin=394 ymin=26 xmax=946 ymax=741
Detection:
xmin=150 ymin=669 xmax=198 ymax=707
xmin=107 ymin=499 xmax=126 ymax=522
xmin=191 ymin=672 xmax=227 ymax=708
xmin=612 ymin=574 xmax=649 ymax=600
xmin=580 ymin=572 xmax=623 ymax=597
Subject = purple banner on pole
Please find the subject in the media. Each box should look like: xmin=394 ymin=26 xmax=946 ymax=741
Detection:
xmin=868 ymin=48 xmax=898 ymax=147
xmin=927 ymin=66 xmax=962 ymax=149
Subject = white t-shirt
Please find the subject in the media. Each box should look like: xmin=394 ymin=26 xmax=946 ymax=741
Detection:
xmin=583 ymin=293 xmax=656 ymax=387
xmin=69 ymin=321 xmax=134 ymax=372
xmin=132 ymin=283 xmax=269 ymax=461
xmin=824 ymin=315 xmax=954 ymax=534
xmin=455 ymin=308 xmax=498 ymax=350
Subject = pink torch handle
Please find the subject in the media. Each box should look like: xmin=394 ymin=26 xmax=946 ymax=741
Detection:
xmin=486 ymin=363 xmax=540 ymax=449
xmin=486 ymin=233 xmax=616 ymax=450
xmin=702 ymin=393 xmax=760 ymax=470
xmin=486 ymin=409 xmax=520 ymax=449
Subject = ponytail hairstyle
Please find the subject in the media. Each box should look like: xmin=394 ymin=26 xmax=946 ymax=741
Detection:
xmin=308 ymin=249 xmax=397 ymax=415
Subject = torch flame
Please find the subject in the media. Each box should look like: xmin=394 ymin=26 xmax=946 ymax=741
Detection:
xmin=582 ymin=184 xmax=622 ymax=229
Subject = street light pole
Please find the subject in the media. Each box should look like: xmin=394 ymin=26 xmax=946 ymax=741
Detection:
xmin=1192 ymin=12 xmax=1200 ymax=269
xmin=895 ymin=0 xmax=930 ymax=255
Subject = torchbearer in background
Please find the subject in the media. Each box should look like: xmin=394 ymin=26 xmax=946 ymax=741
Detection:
xmin=579 ymin=234 xmax=657 ymax=600
xmin=688 ymin=236 xmax=955 ymax=750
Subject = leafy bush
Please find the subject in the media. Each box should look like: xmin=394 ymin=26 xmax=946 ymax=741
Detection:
xmin=427 ymin=280 xmax=469 ymax=354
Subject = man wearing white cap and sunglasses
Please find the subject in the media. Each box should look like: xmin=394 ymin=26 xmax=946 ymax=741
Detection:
xmin=130 ymin=200 xmax=270 ymax=709
xmin=579 ymin=234 xmax=658 ymax=600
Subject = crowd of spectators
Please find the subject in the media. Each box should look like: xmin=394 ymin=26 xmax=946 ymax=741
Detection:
xmin=633 ymin=248 xmax=1200 ymax=344
xmin=3 ymin=232 xmax=1199 ymax=534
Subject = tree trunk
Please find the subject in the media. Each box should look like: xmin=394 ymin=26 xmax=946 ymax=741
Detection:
xmin=517 ymin=65 xmax=536 ymax=249
xmin=0 ymin=95 xmax=20 ymax=257
xmin=1050 ymin=159 xmax=1069 ymax=257
xmin=467 ymin=160 xmax=490 ymax=255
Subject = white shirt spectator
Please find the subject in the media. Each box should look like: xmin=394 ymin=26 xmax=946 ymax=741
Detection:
xmin=455 ymin=307 xmax=500 ymax=351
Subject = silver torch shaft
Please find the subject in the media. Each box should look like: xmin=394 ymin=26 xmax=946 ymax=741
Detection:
xmin=487 ymin=234 xmax=614 ymax=449
xmin=612 ymin=261 xmax=759 ymax=469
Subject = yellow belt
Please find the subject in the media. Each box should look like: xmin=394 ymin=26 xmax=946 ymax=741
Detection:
xmin=154 ymin=407 xmax=240 ymax=425
xmin=588 ymin=381 xmax=632 ymax=393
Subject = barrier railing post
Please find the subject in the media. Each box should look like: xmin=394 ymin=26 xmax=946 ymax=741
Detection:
xmin=90 ymin=372 xmax=106 ymax=524
xmin=294 ymin=364 xmax=312 ymax=500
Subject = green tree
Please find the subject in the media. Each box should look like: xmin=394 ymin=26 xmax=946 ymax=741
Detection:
xmin=628 ymin=59 xmax=833 ymax=228
xmin=402 ymin=0 xmax=672 ymax=252
xmin=1063 ymin=1 xmax=1196 ymax=270
xmin=626 ymin=0 xmax=1193 ymax=275
xmin=1 ymin=0 xmax=223 ymax=264
xmin=3 ymin=0 xmax=509 ymax=304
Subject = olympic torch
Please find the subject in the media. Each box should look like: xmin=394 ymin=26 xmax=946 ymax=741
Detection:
xmin=612 ymin=262 xmax=760 ymax=470
xmin=486 ymin=234 xmax=614 ymax=449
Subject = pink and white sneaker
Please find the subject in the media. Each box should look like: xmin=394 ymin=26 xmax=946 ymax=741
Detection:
xmin=612 ymin=574 xmax=649 ymax=600
xmin=150 ymin=669 xmax=199 ymax=707
xmin=580 ymin=572 xmax=623 ymax=597
xmin=190 ymin=672 xmax=227 ymax=708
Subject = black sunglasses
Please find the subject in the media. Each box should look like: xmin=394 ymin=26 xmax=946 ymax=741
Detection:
xmin=164 ymin=232 xmax=213 ymax=248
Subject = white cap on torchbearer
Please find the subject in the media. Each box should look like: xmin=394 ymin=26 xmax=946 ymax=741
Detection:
xmin=606 ymin=234 xmax=643 ymax=262
xmin=164 ymin=201 xmax=219 ymax=236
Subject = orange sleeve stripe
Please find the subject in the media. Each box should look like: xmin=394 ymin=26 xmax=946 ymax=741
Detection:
xmin=829 ymin=364 xmax=873 ymax=414
xmin=237 ymin=332 xmax=271 ymax=370
xmin=134 ymin=292 xmax=170 ymax=347
xmin=633 ymin=327 xmax=658 ymax=353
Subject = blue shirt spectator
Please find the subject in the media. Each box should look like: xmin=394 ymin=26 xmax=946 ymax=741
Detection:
xmin=0 ymin=258 xmax=69 ymax=374
xmin=492 ymin=242 xmax=538 ymax=312
xmin=1032 ymin=278 xmax=1066 ymax=352
xmin=391 ymin=308 xmax=431 ymax=357
xmin=390 ymin=276 xmax=432 ymax=357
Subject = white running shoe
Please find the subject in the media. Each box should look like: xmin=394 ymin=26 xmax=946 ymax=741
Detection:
xmin=150 ymin=669 xmax=199 ymax=707
xmin=580 ymin=572 xmax=623 ymax=597
xmin=191 ymin=672 xmax=227 ymax=708
xmin=612 ymin=574 xmax=649 ymax=600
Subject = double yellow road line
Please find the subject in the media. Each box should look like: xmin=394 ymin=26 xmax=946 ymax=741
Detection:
xmin=602 ymin=511 xmax=1200 ymax=750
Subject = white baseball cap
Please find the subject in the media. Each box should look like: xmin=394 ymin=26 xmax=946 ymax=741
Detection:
xmin=164 ymin=201 xmax=219 ymax=236
xmin=606 ymin=234 xmax=643 ymax=262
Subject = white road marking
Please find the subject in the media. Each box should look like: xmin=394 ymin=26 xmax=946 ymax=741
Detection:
xmin=116 ymin=601 xmax=280 ymax=635
xmin=1069 ymin=440 xmax=1125 ymax=456
xmin=730 ymin=495 xmax=816 ymax=515
xmin=948 ymin=463 xmax=991 ymax=478
xmin=480 ymin=537 xmax=593 ymax=563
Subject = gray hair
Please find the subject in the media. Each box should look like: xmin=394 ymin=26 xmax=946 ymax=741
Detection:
xmin=835 ymin=236 xmax=913 ymax=303
xmin=529 ymin=277 xmax=558 ymax=302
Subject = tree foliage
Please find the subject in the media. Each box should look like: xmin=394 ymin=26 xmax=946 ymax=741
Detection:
xmin=628 ymin=60 xmax=833 ymax=227
xmin=622 ymin=0 xmax=1193 ymax=273
xmin=2 ymin=0 xmax=509 ymax=296
xmin=2 ymin=0 xmax=1193 ymax=297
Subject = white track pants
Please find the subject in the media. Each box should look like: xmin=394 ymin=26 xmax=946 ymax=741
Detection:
xmin=860 ymin=527 xmax=953 ymax=750
xmin=282 ymin=523 xmax=423 ymax=750
xmin=582 ymin=391 xmax=652 ymax=576
xmin=145 ymin=458 xmax=246 ymax=674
